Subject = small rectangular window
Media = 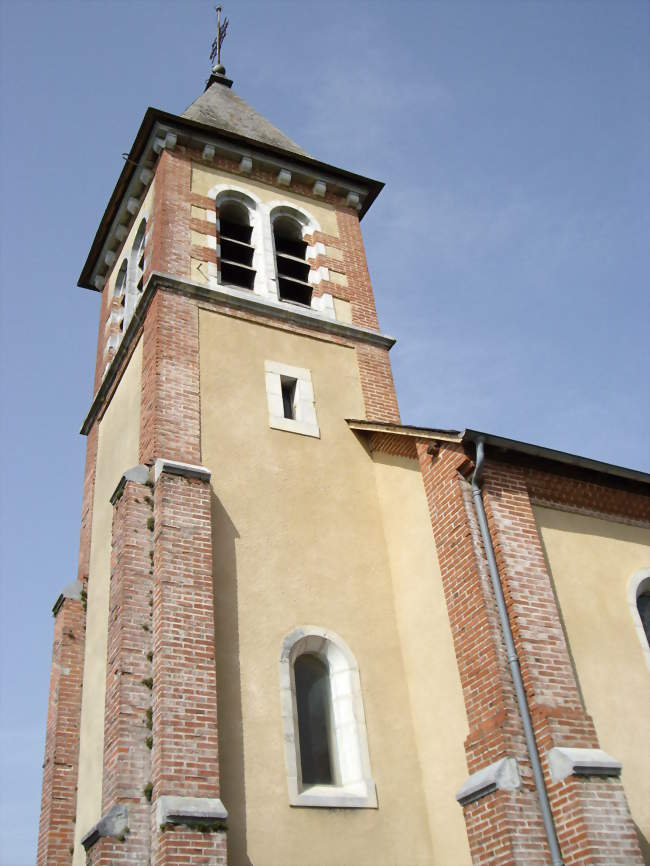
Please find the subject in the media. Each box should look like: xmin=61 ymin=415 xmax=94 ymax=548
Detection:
xmin=281 ymin=377 xmax=297 ymax=420
xmin=265 ymin=361 xmax=320 ymax=439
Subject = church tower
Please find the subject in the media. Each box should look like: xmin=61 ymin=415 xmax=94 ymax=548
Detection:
xmin=37 ymin=31 xmax=414 ymax=866
xmin=37 ymin=14 xmax=649 ymax=866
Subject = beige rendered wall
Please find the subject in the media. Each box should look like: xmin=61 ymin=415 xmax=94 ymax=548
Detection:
xmin=200 ymin=309 xmax=434 ymax=866
xmin=373 ymin=453 xmax=472 ymax=866
xmin=535 ymin=506 xmax=650 ymax=855
xmin=73 ymin=339 xmax=143 ymax=865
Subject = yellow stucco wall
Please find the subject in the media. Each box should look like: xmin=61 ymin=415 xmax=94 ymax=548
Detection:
xmin=200 ymin=310 xmax=437 ymax=865
xmin=73 ymin=339 xmax=143 ymax=865
xmin=535 ymin=506 xmax=650 ymax=854
xmin=191 ymin=163 xmax=341 ymax=238
xmin=373 ymin=453 xmax=472 ymax=866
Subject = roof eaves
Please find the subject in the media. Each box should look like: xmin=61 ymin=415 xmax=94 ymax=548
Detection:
xmin=460 ymin=429 xmax=650 ymax=487
xmin=347 ymin=420 xmax=650 ymax=487
xmin=78 ymin=108 xmax=385 ymax=290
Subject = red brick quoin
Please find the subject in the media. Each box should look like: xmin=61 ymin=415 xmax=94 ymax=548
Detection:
xmin=417 ymin=440 xmax=645 ymax=866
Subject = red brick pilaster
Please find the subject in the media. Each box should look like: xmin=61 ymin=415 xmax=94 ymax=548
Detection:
xmin=416 ymin=441 xmax=549 ymax=865
xmin=78 ymin=424 xmax=98 ymax=582
xmin=481 ymin=460 xmax=644 ymax=866
xmin=139 ymin=290 xmax=201 ymax=466
xmin=335 ymin=209 xmax=379 ymax=330
xmin=85 ymin=474 xmax=154 ymax=865
xmin=36 ymin=590 xmax=85 ymax=866
xmin=357 ymin=343 xmax=400 ymax=423
xmin=151 ymin=466 xmax=226 ymax=864
xmin=150 ymin=150 xmax=191 ymax=279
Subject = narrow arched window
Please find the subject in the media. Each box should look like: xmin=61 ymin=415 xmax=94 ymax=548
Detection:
xmin=219 ymin=201 xmax=255 ymax=290
xmin=115 ymin=259 xmax=128 ymax=301
xmin=132 ymin=219 xmax=146 ymax=292
xmin=273 ymin=216 xmax=312 ymax=306
xmin=294 ymin=653 xmax=335 ymax=785
xmin=628 ymin=569 xmax=650 ymax=670
xmin=638 ymin=591 xmax=650 ymax=646
xmin=279 ymin=627 xmax=377 ymax=808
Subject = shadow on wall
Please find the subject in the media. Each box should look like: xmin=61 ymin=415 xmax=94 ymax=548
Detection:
xmin=210 ymin=491 xmax=254 ymax=866
xmin=634 ymin=823 xmax=650 ymax=866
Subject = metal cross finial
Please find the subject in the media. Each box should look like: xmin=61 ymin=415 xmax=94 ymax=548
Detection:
xmin=210 ymin=5 xmax=229 ymax=72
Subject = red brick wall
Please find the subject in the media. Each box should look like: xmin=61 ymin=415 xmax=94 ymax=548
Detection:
xmin=416 ymin=441 xmax=550 ymax=864
xmin=86 ymin=478 xmax=154 ymax=865
xmin=150 ymin=150 xmax=191 ymax=279
xmin=77 ymin=426 xmax=98 ymax=581
xmin=139 ymin=290 xmax=201 ymax=466
xmin=150 ymin=469 xmax=226 ymax=865
xmin=335 ymin=209 xmax=380 ymax=331
xmin=36 ymin=595 xmax=85 ymax=866
xmin=357 ymin=344 xmax=400 ymax=423
xmin=151 ymin=471 xmax=220 ymax=799
xmin=480 ymin=458 xmax=645 ymax=865
xmin=417 ymin=439 xmax=645 ymax=865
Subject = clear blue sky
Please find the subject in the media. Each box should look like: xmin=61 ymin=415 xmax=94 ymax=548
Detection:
xmin=0 ymin=1 xmax=648 ymax=862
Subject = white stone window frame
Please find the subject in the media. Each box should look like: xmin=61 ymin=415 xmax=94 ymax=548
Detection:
xmin=628 ymin=567 xmax=650 ymax=672
xmin=279 ymin=626 xmax=377 ymax=809
xmin=264 ymin=361 xmax=320 ymax=439
xmin=268 ymin=202 xmax=335 ymax=319
xmin=205 ymin=185 xmax=273 ymax=299
xmin=122 ymin=217 xmax=148 ymax=330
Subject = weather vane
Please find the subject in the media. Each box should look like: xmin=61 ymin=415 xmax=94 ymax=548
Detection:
xmin=210 ymin=5 xmax=229 ymax=73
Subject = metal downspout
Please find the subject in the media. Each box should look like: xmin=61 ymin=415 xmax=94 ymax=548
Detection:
xmin=471 ymin=438 xmax=564 ymax=866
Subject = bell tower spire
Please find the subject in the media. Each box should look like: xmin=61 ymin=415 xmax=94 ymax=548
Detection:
xmin=207 ymin=5 xmax=232 ymax=89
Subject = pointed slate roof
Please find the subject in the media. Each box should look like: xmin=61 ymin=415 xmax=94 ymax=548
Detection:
xmin=182 ymin=80 xmax=309 ymax=157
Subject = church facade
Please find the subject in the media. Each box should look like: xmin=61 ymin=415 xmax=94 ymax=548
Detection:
xmin=37 ymin=59 xmax=650 ymax=866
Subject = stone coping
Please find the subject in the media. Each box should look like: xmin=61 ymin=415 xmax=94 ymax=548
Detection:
xmin=81 ymin=804 xmax=128 ymax=850
xmin=155 ymin=795 xmax=227 ymax=827
xmin=547 ymin=747 xmax=622 ymax=782
xmin=456 ymin=756 xmax=521 ymax=806
xmin=52 ymin=580 xmax=83 ymax=616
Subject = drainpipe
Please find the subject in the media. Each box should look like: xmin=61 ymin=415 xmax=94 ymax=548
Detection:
xmin=471 ymin=438 xmax=564 ymax=866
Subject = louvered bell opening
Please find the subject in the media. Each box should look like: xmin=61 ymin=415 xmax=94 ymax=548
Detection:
xmin=219 ymin=202 xmax=256 ymax=290
xmin=274 ymin=217 xmax=312 ymax=306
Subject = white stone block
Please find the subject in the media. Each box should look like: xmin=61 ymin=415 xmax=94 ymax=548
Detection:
xmin=312 ymin=180 xmax=327 ymax=197
xmin=277 ymin=169 xmax=292 ymax=186
xmin=548 ymin=748 xmax=622 ymax=782
xmin=346 ymin=191 xmax=361 ymax=209
xmin=456 ymin=757 xmax=520 ymax=806
xmin=139 ymin=168 xmax=154 ymax=185
xmin=104 ymin=250 xmax=116 ymax=267
xmin=115 ymin=225 xmax=128 ymax=242
xmin=239 ymin=156 xmax=253 ymax=173
xmin=202 ymin=144 xmax=216 ymax=161
xmin=126 ymin=196 xmax=140 ymax=215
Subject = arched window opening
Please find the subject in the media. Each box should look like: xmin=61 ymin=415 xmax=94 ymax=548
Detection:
xmin=219 ymin=201 xmax=255 ymax=290
xmin=132 ymin=220 xmax=146 ymax=292
xmin=638 ymin=591 xmax=650 ymax=647
xmin=273 ymin=216 xmax=312 ymax=306
xmin=279 ymin=627 xmax=377 ymax=808
xmin=628 ymin=569 xmax=650 ymax=670
xmin=294 ymin=653 xmax=336 ymax=786
xmin=115 ymin=259 xmax=128 ymax=299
